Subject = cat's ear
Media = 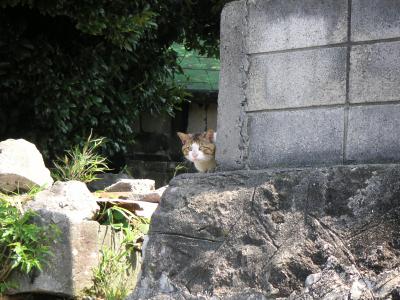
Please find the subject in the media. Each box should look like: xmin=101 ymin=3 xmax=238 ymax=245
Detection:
xmin=204 ymin=129 xmax=215 ymax=143
xmin=177 ymin=132 xmax=191 ymax=144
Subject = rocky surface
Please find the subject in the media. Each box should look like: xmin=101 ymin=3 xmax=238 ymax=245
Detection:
xmin=0 ymin=139 xmax=53 ymax=192
xmin=8 ymin=181 xmax=99 ymax=296
xmin=26 ymin=180 xmax=99 ymax=221
xmin=8 ymin=181 xmax=121 ymax=297
xmin=8 ymin=220 xmax=123 ymax=297
xmin=130 ymin=164 xmax=400 ymax=300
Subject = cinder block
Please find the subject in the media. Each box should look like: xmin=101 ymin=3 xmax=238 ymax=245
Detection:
xmin=247 ymin=47 xmax=347 ymax=111
xmin=346 ymin=104 xmax=400 ymax=163
xmin=248 ymin=0 xmax=348 ymax=53
xmin=349 ymin=41 xmax=400 ymax=103
xmin=351 ymin=0 xmax=400 ymax=42
xmin=248 ymin=108 xmax=344 ymax=168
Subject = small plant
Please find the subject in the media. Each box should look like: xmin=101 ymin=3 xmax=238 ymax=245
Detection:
xmin=0 ymin=185 xmax=46 ymax=214
xmin=85 ymin=206 xmax=150 ymax=300
xmin=173 ymin=162 xmax=189 ymax=177
xmin=52 ymin=131 xmax=111 ymax=183
xmin=0 ymin=198 xmax=60 ymax=294
xmin=119 ymin=165 xmax=134 ymax=178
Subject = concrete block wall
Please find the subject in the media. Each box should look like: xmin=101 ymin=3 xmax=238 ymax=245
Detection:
xmin=217 ymin=0 xmax=400 ymax=170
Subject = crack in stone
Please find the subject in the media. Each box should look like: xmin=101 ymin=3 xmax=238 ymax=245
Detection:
xmin=151 ymin=231 xmax=223 ymax=243
xmin=346 ymin=211 xmax=393 ymax=240
xmin=250 ymin=186 xmax=280 ymax=250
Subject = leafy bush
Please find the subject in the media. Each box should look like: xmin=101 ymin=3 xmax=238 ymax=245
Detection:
xmin=52 ymin=132 xmax=110 ymax=183
xmin=0 ymin=198 xmax=60 ymax=294
xmin=0 ymin=0 xmax=228 ymax=161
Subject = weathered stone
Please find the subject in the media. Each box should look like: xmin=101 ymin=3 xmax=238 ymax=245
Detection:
xmin=349 ymin=41 xmax=400 ymax=103
xmin=0 ymin=139 xmax=53 ymax=192
xmin=247 ymin=47 xmax=347 ymax=111
xmin=351 ymin=0 xmax=400 ymax=41
xmin=105 ymin=179 xmax=155 ymax=193
xmin=26 ymin=180 xmax=99 ymax=222
xmin=130 ymin=165 xmax=400 ymax=299
xmin=132 ymin=200 xmax=158 ymax=218
xmin=346 ymin=104 xmax=400 ymax=164
xmin=247 ymin=108 xmax=344 ymax=168
xmin=248 ymin=0 xmax=348 ymax=53
xmin=8 ymin=217 xmax=126 ymax=297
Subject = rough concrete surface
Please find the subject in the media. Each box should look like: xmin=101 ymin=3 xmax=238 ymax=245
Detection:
xmin=217 ymin=0 xmax=400 ymax=170
xmin=216 ymin=0 xmax=248 ymax=170
xmin=346 ymin=104 xmax=400 ymax=164
xmin=247 ymin=108 xmax=344 ymax=168
xmin=349 ymin=41 xmax=400 ymax=104
xmin=130 ymin=165 xmax=400 ymax=299
xmin=351 ymin=0 xmax=400 ymax=42
xmin=247 ymin=47 xmax=347 ymax=111
xmin=247 ymin=0 xmax=348 ymax=53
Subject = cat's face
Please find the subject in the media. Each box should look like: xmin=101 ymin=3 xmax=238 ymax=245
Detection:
xmin=177 ymin=129 xmax=216 ymax=163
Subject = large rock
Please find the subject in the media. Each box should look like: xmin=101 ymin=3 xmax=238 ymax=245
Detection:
xmin=8 ymin=219 xmax=126 ymax=297
xmin=26 ymin=180 xmax=99 ymax=222
xmin=0 ymin=139 xmax=53 ymax=192
xmin=130 ymin=164 xmax=400 ymax=299
xmin=8 ymin=181 xmax=131 ymax=297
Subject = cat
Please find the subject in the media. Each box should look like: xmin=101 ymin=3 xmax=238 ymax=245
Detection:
xmin=177 ymin=129 xmax=217 ymax=172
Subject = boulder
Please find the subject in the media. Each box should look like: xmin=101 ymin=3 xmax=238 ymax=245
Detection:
xmin=8 ymin=219 xmax=127 ymax=297
xmin=130 ymin=164 xmax=400 ymax=300
xmin=0 ymin=139 xmax=53 ymax=192
xmin=26 ymin=180 xmax=99 ymax=222
xmin=8 ymin=181 xmax=135 ymax=297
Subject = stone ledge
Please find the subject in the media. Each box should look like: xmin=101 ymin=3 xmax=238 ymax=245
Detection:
xmin=130 ymin=164 xmax=400 ymax=299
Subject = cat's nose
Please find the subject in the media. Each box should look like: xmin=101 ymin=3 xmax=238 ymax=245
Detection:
xmin=192 ymin=153 xmax=198 ymax=158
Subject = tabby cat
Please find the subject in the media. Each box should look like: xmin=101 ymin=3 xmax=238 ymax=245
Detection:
xmin=177 ymin=129 xmax=216 ymax=172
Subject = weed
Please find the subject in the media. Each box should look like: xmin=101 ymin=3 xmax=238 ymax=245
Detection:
xmin=173 ymin=162 xmax=189 ymax=177
xmin=52 ymin=131 xmax=111 ymax=183
xmin=85 ymin=206 xmax=150 ymax=300
xmin=0 ymin=197 xmax=60 ymax=294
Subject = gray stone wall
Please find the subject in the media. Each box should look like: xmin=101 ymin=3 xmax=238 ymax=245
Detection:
xmin=217 ymin=0 xmax=400 ymax=170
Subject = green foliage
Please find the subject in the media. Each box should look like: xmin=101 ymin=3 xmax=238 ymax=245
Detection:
xmin=0 ymin=198 xmax=60 ymax=293
xmin=86 ymin=206 xmax=150 ymax=300
xmin=97 ymin=205 xmax=150 ymax=239
xmin=0 ymin=0 xmax=228 ymax=161
xmin=52 ymin=132 xmax=110 ymax=183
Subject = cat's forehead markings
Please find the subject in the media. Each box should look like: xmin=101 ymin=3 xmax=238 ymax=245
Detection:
xmin=191 ymin=143 xmax=200 ymax=152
